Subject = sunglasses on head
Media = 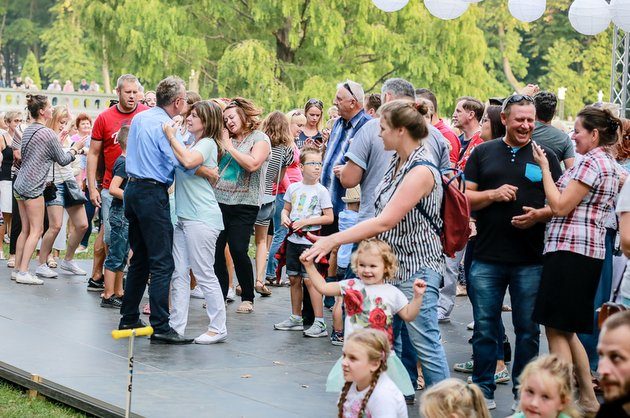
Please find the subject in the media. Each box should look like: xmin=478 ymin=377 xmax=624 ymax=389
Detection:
xmin=501 ymin=94 xmax=534 ymax=111
xmin=343 ymin=82 xmax=358 ymax=101
xmin=307 ymin=98 xmax=323 ymax=108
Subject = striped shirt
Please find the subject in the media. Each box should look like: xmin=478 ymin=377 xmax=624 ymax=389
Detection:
xmin=14 ymin=124 xmax=75 ymax=198
xmin=375 ymin=145 xmax=445 ymax=284
xmin=261 ymin=144 xmax=293 ymax=204
xmin=544 ymin=147 xmax=620 ymax=260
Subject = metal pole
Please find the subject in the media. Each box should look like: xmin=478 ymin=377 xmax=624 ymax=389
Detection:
xmin=125 ymin=332 xmax=135 ymax=418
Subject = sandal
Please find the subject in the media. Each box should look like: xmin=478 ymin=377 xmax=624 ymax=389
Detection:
xmin=236 ymin=301 xmax=254 ymax=314
xmin=47 ymin=255 xmax=58 ymax=269
xmin=255 ymin=281 xmax=272 ymax=297
xmin=7 ymin=257 xmax=15 ymax=268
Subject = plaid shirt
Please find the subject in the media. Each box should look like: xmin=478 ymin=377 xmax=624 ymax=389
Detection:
xmin=321 ymin=110 xmax=371 ymax=215
xmin=544 ymin=147 xmax=620 ymax=259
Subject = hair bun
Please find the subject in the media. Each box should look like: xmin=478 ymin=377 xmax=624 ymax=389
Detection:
xmin=413 ymin=101 xmax=429 ymax=116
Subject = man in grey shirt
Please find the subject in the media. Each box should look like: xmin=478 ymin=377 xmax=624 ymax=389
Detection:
xmin=532 ymin=91 xmax=574 ymax=169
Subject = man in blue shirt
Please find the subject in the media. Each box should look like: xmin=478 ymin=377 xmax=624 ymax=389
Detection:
xmin=118 ymin=76 xmax=193 ymax=344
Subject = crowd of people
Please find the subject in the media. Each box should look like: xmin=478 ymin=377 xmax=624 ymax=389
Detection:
xmin=9 ymin=76 xmax=101 ymax=93
xmin=3 ymin=71 xmax=630 ymax=418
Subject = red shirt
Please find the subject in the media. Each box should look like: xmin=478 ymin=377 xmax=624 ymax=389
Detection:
xmin=276 ymin=145 xmax=303 ymax=195
xmin=91 ymin=103 xmax=148 ymax=189
xmin=434 ymin=119 xmax=460 ymax=164
xmin=456 ymin=132 xmax=484 ymax=171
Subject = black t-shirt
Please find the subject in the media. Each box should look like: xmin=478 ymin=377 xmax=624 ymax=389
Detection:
xmin=297 ymin=131 xmax=323 ymax=149
xmin=595 ymin=395 xmax=630 ymax=418
xmin=464 ymin=139 xmax=562 ymax=265
xmin=111 ymin=155 xmax=127 ymax=207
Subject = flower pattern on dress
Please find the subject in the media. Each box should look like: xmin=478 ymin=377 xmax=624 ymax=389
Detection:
xmin=343 ymin=280 xmax=396 ymax=346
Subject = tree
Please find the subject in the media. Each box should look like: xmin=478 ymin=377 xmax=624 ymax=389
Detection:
xmin=40 ymin=0 xmax=97 ymax=84
xmin=21 ymin=50 xmax=41 ymax=88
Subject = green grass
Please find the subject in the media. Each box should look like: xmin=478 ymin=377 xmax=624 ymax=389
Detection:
xmin=0 ymin=380 xmax=87 ymax=418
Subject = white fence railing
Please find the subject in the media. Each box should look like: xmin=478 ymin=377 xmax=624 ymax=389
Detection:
xmin=0 ymin=88 xmax=117 ymax=117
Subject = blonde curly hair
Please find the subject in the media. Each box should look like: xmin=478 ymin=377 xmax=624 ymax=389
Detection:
xmin=350 ymin=238 xmax=398 ymax=281
xmin=420 ymin=378 xmax=491 ymax=418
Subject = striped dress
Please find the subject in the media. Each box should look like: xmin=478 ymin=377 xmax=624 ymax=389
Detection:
xmin=14 ymin=123 xmax=75 ymax=199
xmin=375 ymin=145 xmax=444 ymax=284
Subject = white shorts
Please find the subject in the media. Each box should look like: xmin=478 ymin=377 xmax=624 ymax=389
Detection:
xmin=0 ymin=180 xmax=12 ymax=213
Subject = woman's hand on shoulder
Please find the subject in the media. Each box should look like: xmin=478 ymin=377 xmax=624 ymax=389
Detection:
xmin=162 ymin=123 xmax=177 ymax=142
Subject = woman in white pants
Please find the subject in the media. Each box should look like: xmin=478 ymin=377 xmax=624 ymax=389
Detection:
xmin=163 ymin=100 xmax=226 ymax=344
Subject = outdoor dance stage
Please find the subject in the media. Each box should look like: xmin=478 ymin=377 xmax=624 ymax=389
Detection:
xmin=0 ymin=260 xmax=520 ymax=417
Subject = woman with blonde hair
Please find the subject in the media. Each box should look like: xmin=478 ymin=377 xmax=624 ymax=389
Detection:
xmin=35 ymin=106 xmax=88 ymax=278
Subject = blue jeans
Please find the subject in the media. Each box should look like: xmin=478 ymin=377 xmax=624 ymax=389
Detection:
xmin=119 ymin=181 xmax=174 ymax=334
xmin=395 ymin=268 xmax=450 ymax=387
xmin=103 ymin=204 xmax=129 ymax=272
xmin=469 ymin=260 xmax=542 ymax=399
xmin=393 ymin=314 xmax=418 ymax=390
xmin=266 ymin=193 xmax=287 ymax=278
xmin=578 ymin=227 xmax=616 ymax=371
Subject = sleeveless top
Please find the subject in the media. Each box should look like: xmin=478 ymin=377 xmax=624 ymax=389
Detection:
xmin=375 ymin=145 xmax=445 ymax=284
xmin=0 ymin=131 xmax=13 ymax=181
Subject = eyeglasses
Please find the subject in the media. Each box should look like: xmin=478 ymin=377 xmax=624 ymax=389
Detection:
xmin=343 ymin=82 xmax=358 ymax=101
xmin=307 ymin=98 xmax=323 ymax=108
xmin=501 ymin=94 xmax=534 ymax=111
xmin=303 ymin=162 xmax=322 ymax=167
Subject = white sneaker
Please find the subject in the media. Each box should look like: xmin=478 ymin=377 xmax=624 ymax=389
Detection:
xmin=190 ymin=286 xmax=204 ymax=299
xmin=194 ymin=331 xmax=228 ymax=344
xmin=3 ymin=234 xmax=9 ymax=244
xmin=59 ymin=259 xmax=87 ymax=275
xmin=226 ymin=287 xmax=236 ymax=302
xmin=467 ymin=321 xmax=475 ymax=330
xmin=76 ymin=245 xmax=88 ymax=254
xmin=16 ymin=272 xmax=44 ymax=285
xmin=11 ymin=270 xmax=17 ymax=280
xmin=485 ymin=398 xmax=496 ymax=410
xmin=36 ymin=263 xmax=58 ymax=278
xmin=303 ymin=321 xmax=328 ymax=338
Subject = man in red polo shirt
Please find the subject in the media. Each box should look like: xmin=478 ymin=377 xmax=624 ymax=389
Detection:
xmin=416 ymin=88 xmax=460 ymax=165
xmin=85 ymin=74 xmax=148 ymax=291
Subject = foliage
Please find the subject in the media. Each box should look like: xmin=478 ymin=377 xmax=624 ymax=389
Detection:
xmin=2 ymin=0 xmax=616 ymax=117
xmin=20 ymin=51 xmax=41 ymax=88
xmin=0 ymin=380 xmax=86 ymax=417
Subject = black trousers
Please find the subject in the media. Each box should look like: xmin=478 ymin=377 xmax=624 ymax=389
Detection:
xmin=9 ymin=176 xmax=21 ymax=255
xmin=214 ymin=203 xmax=258 ymax=303
xmin=119 ymin=181 xmax=174 ymax=334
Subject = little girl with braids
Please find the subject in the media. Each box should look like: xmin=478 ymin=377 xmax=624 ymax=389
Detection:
xmin=301 ymin=238 xmax=426 ymax=397
xmin=338 ymin=329 xmax=407 ymax=418
xmin=511 ymin=355 xmax=580 ymax=418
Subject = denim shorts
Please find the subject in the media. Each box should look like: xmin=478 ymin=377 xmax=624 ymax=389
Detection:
xmin=45 ymin=182 xmax=66 ymax=207
xmin=255 ymin=201 xmax=275 ymax=227
xmin=103 ymin=204 xmax=130 ymax=272
xmin=285 ymin=241 xmax=311 ymax=278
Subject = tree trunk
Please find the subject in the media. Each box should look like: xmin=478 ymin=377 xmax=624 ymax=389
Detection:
xmin=498 ymin=23 xmax=522 ymax=92
xmin=101 ymin=35 xmax=111 ymax=93
xmin=274 ymin=22 xmax=295 ymax=63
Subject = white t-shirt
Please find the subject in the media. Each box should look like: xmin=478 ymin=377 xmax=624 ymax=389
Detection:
xmin=338 ymin=279 xmax=408 ymax=346
xmin=284 ymin=181 xmax=332 ymax=245
xmin=341 ymin=373 xmax=407 ymax=418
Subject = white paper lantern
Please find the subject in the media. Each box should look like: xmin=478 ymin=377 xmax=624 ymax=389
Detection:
xmin=568 ymin=0 xmax=612 ymax=35
xmin=508 ymin=0 xmax=546 ymax=23
xmin=611 ymin=0 xmax=630 ymax=32
xmin=372 ymin=0 xmax=409 ymax=12
xmin=424 ymin=0 xmax=470 ymax=20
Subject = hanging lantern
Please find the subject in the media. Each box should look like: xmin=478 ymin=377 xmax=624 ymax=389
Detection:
xmin=568 ymin=0 xmax=612 ymax=35
xmin=424 ymin=0 xmax=469 ymax=20
xmin=507 ymin=0 xmax=546 ymax=23
xmin=372 ymin=0 xmax=409 ymax=12
xmin=611 ymin=0 xmax=630 ymax=32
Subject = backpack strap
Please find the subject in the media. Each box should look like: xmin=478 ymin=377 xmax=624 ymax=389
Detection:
xmin=407 ymin=160 xmax=442 ymax=237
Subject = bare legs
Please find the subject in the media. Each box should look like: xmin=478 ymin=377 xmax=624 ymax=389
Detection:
xmin=15 ymin=197 xmax=45 ymax=273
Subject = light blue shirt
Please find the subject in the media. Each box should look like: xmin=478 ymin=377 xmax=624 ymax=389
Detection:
xmin=174 ymin=138 xmax=224 ymax=230
xmin=126 ymin=106 xmax=180 ymax=185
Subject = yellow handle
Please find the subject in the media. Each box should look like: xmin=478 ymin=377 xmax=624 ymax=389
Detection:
xmin=111 ymin=326 xmax=154 ymax=340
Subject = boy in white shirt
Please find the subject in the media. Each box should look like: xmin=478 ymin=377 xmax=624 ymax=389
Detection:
xmin=274 ymin=147 xmax=333 ymax=337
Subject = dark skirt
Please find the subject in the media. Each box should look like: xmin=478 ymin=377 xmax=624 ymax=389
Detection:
xmin=533 ymin=250 xmax=603 ymax=334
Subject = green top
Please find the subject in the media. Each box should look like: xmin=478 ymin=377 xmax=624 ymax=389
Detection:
xmin=510 ymin=412 xmax=573 ymax=418
xmin=174 ymin=138 xmax=224 ymax=230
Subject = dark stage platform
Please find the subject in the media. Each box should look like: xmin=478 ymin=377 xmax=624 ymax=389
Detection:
xmin=0 ymin=260 xmax=527 ymax=417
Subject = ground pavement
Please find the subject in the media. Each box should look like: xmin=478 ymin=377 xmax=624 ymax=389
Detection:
xmin=0 ymin=259 xmax=544 ymax=417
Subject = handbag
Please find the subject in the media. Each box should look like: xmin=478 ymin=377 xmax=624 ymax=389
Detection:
xmin=43 ymin=164 xmax=57 ymax=202
xmin=63 ymin=178 xmax=87 ymax=206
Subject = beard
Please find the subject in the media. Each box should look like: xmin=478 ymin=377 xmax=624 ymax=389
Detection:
xmin=602 ymin=376 xmax=630 ymax=402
